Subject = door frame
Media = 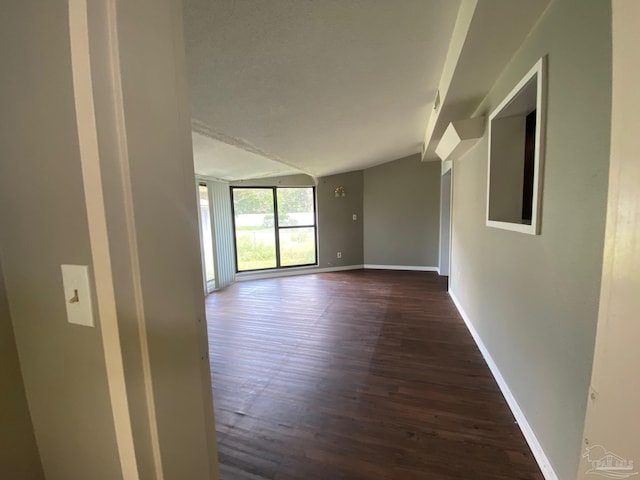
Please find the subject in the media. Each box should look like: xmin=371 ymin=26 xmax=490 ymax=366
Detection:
xmin=439 ymin=163 xmax=453 ymax=279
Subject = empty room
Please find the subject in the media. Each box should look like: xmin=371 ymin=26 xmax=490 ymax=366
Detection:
xmin=1 ymin=1 xmax=639 ymax=480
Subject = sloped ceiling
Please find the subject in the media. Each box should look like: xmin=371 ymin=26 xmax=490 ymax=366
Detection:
xmin=423 ymin=0 xmax=551 ymax=161
xmin=183 ymin=0 xmax=461 ymax=180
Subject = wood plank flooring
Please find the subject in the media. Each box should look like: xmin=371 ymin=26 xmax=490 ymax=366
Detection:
xmin=205 ymin=270 xmax=543 ymax=480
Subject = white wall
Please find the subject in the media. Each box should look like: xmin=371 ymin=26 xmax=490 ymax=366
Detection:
xmin=89 ymin=0 xmax=219 ymax=477
xmin=577 ymin=1 xmax=640 ymax=477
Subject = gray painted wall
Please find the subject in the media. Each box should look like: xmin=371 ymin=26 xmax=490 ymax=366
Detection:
xmin=229 ymin=159 xmax=442 ymax=273
xmin=0 ymin=261 xmax=44 ymax=479
xmin=0 ymin=2 xmax=124 ymax=478
xmin=231 ymin=161 xmax=447 ymax=273
xmin=228 ymin=171 xmax=364 ymax=273
xmin=0 ymin=2 xmax=220 ymax=479
xmin=317 ymin=171 xmax=364 ymax=268
xmin=449 ymin=1 xmax=611 ymax=479
xmin=363 ymin=154 xmax=441 ymax=267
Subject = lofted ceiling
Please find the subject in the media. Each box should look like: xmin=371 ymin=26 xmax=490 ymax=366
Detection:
xmin=182 ymin=0 xmax=461 ymax=180
xmin=422 ymin=0 xmax=551 ymax=162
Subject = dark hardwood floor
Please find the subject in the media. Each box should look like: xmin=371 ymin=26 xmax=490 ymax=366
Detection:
xmin=205 ymin=270 xmax=543 ymax=480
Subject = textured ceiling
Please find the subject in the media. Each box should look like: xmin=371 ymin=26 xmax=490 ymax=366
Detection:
xmin=183 ymin=0 xmax=460 ymax=180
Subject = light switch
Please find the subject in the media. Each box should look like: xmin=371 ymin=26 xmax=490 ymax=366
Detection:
xmin=61 ymin=264 xmax=95 ymax=327
xmin=352 ymin=214 xmax=357 ymax=221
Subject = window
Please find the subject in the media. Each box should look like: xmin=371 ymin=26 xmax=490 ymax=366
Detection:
xmin=486 ymin=56 xmax=546 ymax=235
xmin=231 ymin=187 xmax=317 ymax=272
xmin=198 ymin=183 xmax=216 ymax=292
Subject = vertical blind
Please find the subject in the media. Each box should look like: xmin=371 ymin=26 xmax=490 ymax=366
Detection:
xmin=209 ymin=181 xmax=235 ymax=289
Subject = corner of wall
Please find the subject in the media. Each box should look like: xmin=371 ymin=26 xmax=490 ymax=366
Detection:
xmin=0 ymin=258 xmax=45 ymax=479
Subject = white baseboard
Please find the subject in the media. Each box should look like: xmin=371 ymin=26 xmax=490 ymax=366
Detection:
xmin=448 ymin=289 xmax=559 ymax=480
xmin=236 ymin=264 xmax=441 ymax=282
xmin=364 ymin=264 xmax=440 ymax=273
xmin=235 ymin=264 xmax=364 ymax=282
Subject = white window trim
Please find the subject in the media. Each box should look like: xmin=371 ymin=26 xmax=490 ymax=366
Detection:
xmin=486 ymin=56 xmax=547 ymax=235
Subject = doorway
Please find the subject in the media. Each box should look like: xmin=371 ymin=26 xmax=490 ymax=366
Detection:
xmin=439 ymin=169 xmax=452 ymax=281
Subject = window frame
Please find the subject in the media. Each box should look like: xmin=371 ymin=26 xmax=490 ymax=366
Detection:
xmin=486 ymin=56 xmax=546 ymax=235
xmin=197 ymin=181 xmax=217 ymax=293
xmin=230 ymin=186 xmax=318 ymax=272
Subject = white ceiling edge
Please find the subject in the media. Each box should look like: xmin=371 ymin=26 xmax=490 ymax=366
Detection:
xmin=192 ymin=125 xmax=425 ymax=181
xmin=191 ymin=129 xmax=308 ymax=181
xmin=191 ymin=118 xmax=318 ymax=181
xmin=422 ymin=0 xmax=551 ymax=161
